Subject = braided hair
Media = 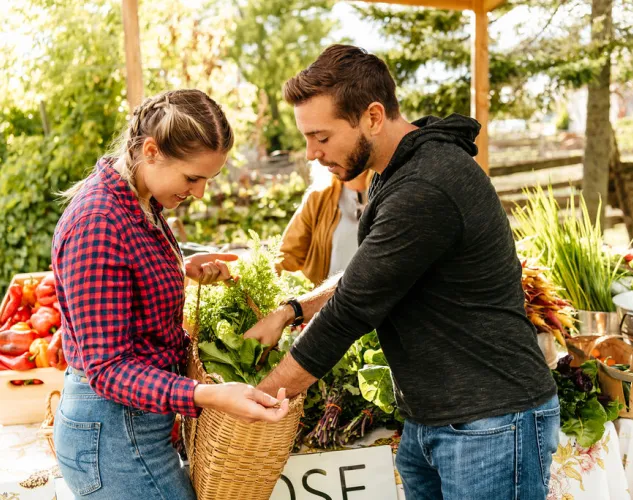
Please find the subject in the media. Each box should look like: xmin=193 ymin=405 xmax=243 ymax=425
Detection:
xmin=61 ymin=89 xmax=234 ymax=210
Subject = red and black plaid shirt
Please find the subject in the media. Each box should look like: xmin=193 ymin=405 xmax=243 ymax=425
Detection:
xmin=52 ymin=159 xmax=199 ymax=417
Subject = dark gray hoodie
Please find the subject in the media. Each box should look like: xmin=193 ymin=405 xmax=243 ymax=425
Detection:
xmin=290 ymin=114 xmax=556 ymax=426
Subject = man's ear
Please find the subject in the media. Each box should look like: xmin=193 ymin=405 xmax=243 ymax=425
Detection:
xmin=365 ymin=102 xmax=386 ymax=136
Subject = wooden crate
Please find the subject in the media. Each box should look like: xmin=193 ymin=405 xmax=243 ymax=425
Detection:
xmin=0 ymin=368 xmax=64 ymax=425
xmin=0 ymin=271 xmax=65 ymax=425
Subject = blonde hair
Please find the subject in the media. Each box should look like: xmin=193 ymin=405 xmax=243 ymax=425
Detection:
xmin=61 ymin=89 xmax=234 ymax=215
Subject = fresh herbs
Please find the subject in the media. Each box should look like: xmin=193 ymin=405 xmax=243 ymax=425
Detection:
xmin=184 ymin=231 xmax=312 ymax=386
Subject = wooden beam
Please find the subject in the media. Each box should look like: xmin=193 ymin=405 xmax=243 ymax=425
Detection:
xmin=121 ymin=0 xmax=143 ymax=112
xmin=489 ymin=155 xmax=584 ymax=177
xmin=471 ymin=1 xmax=489 ymax=174
xmin=484 ymin=0 xmax=506 ymax=11
xmin=360 ymin=0 xmax=473 ymax=11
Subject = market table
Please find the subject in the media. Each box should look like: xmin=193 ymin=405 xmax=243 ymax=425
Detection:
xmin=1 ymin=422 xmax=632 ymax=499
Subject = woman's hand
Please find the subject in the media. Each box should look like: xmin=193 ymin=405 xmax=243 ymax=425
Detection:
xmin=185 ymin=253 xmax=238 ymax=285
xmin=193 ymin=383 xmax=289 ymax=423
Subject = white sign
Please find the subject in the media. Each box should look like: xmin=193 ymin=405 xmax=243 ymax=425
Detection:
xmin=270 ymin=445 xmax=398 ymax=500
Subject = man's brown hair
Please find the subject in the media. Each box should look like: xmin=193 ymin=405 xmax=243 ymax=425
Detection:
xmin=283 ymin=44 xmax=400 ymax=126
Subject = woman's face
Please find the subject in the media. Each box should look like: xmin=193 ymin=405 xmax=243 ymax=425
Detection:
xmin=136 ymin=139 xmax=227 ymax=209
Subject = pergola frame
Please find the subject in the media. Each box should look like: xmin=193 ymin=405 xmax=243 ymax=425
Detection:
xmin=121 ymin=0 xmax=506 ymax=173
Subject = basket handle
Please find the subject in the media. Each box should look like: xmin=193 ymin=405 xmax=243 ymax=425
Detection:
xmin=43 ymin=390 xmax=61 ymax=426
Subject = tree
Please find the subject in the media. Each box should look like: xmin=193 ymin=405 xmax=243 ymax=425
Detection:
xmin=583 ymin=0 xmax=614 ymax=225
xmin=227 ymin=0 xmax=338 ymax=154
xmin=353 ymin=1 xmax=633 ymax=121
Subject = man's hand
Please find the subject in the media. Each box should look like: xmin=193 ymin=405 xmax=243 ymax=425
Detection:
xmin=193 ymin=383 xmax=289 ymax=424
xmin=185 ymin=253 xmax=238 ymax=285
xmin=243 ymin=305 xmax=294 ymax=347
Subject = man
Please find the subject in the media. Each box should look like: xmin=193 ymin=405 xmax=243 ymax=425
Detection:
xmin=245 ymin=45 xmax=559 ymax=499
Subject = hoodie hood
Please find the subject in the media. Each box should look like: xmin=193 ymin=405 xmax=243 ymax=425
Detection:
xmin=375 ymin=114 xmax=480 ymax=187
xmin=411 ymin=114 xmax=480 ymax=157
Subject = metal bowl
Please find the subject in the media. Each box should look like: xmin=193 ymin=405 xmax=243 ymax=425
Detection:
xmin=576 ymin=310 xmax=621 ymax=336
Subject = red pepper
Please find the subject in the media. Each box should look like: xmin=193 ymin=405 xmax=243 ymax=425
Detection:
xmin=30 ymin=306 xmax=61 ymax=337
xmin=1 ymin=285 xmax=23 ymax=324
xmin=35 ymin=274 xmax=56 ymax=297
xmin=47 ymin=329 xmax=67 ymax=370
xmin=13 ymin=306 xmax=32 ymax=324
xmin=0 ymin=352 xmax=37 ymax=371
xmin=0 ymin=323 xmax=38 ymax=355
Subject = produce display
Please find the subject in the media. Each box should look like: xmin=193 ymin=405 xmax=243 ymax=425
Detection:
xmin=513 ymin=186 xmax=625 ymax=312
xmin=294 ymin=330 xmax=399 ymax=451
xmin=552 ymin=354 xmax=621 ymax=447
xmin=521 ymin=260 xmax=576 ymax=345
xmin=0 ymin=273 xmax=66 ymax=376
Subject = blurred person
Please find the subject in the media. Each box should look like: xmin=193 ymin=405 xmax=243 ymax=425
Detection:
xmin=277 ymin=168 xmax=373 ymax=286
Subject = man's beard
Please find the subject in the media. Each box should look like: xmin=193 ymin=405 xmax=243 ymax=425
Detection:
xmin=337 ymin=133 xmax=373 ymax=182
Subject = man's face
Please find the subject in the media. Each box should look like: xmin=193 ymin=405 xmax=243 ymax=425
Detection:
xmin=294 ymin=95 xmax=374 ymax=181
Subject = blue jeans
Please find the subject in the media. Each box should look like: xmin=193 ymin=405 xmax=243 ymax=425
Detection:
xmin=54 ymin=368 xmax=196 ymax=499
xmin=395 ymin=395 xmax=560 ymax=500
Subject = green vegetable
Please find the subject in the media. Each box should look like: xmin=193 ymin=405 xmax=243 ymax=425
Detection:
xmin=513 ymin=186 xmax=626 ymax=312
xmin=185 ymin=231 xmax=313 ymax=385
xmin=553 ymin=355 xmax=622 ymax=447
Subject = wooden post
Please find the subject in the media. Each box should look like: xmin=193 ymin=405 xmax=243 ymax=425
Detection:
xmin=471 ymin=0 xmax=489 ymax=174
xmin=121 ymin=0 xmax=143 ymax=112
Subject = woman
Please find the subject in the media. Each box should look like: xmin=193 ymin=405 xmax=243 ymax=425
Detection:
xmin=277 ymin=169 xmax=372 ymax=285
xmin=52 ymin=89 xmax=288 ymax=499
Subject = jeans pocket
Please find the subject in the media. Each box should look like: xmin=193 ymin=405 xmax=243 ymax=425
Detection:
xmin=54 ymin=411 xmax=102 ymax=496
xmin=449 ymin=412 xmax=518 ymax=435
xmin=534 ymin=405 xmax=560 ymax=488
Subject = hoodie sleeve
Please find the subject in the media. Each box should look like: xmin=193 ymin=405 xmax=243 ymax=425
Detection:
xmin=290 ymin=177 xmax=463 ymax=378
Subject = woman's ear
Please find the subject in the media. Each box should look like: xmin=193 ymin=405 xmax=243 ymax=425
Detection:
xmin=142 ymin=137 xmax=159 ymax=162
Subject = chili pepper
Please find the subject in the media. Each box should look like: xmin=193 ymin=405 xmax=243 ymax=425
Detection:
xmin=0 ymin=285 xmax=23 ymax=324
xmin=0 ymin=352 xmax=37 ymax=371
xmin=47 ymin=329 xmax=67 ymax=370
xmin=30 ymin=306 xmax=61 ymax=337
xmin=0 ymin=316 xmax=17 ymax=332
xmin=29 ymin=338 xmax=50 ymax=368
xmin=21 ymin=279 xmax=38 ymax=307
xmin=13 ymin=306 xmax=32 ymax=324
xmin=0 ymin=323 xmax=38 ymax=355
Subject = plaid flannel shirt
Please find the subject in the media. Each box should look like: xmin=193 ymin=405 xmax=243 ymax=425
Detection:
xmin=52 ymin=159 xmax=200 ymax=417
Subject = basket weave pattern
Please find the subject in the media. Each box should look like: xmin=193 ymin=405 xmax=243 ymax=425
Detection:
xmin=184 ymin=284 xmax=305 ymax=499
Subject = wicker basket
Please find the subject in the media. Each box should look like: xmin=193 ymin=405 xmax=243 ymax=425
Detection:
xmin=184 ymin=284 xmax=305 ymax=499
xmin=37 ymin=390 xmax=61 ymax=458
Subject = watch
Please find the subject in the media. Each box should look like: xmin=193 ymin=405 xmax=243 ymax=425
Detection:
xmin=283 ymin=298 xmax=304 ymax=327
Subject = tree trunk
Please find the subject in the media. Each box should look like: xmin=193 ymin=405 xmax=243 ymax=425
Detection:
xmin=582 ymin=0 xmax=613 ymax=230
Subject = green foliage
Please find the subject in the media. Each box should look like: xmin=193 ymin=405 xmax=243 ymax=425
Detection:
xmin=556 ymin=108 xmax=571 ymax=131
xmin=227 ymin=0 xmax=338 ymax=152
xmin=0 ymin=0 xmax=125 ymax=291
xmin=184 ymin=232 xmax=313 ymax=385
xmin=512 ymin=185 xmax=626 ymax=311
xmin=354 ymin=0 xmax=633 ymax=120
xmin=553 ymin=355 xmax=622 ymax=447
xmin=181 ymin=171 xmax=307 ymax=245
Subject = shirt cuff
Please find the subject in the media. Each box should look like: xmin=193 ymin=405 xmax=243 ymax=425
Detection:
xmin=170 ymin=376 xmax=202 ymax=418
